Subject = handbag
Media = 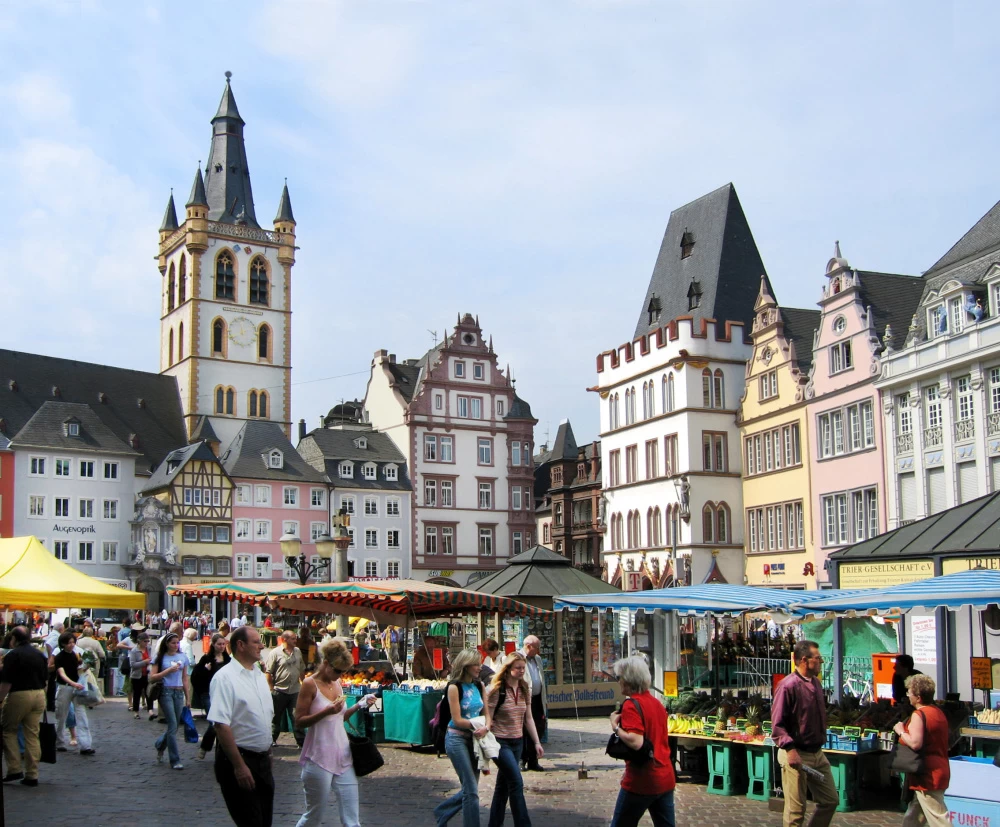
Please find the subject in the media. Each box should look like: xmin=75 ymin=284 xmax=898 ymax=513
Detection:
xmin=148 ymin=681 xmax=162 ymax=705
xmin=180 ymin=706 xmax=199 ymax=744
xmin=73 ymin=685 xmax=100 ymax=709
xmin=348 ymin=733 xmax=384 ymax=777
xmin=39 ymin=709 xmax=57 ymax=764
xmin=890 ymin=709 xmax=926 ymax=774
xmin=606 ymin=697 xmax=656 ymax=765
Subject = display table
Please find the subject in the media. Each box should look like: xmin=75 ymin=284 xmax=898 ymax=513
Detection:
xmin=960 ymin=727 xmax=1000 ymax=759
xmin=382 ymin=691 xmax=444 ymax=745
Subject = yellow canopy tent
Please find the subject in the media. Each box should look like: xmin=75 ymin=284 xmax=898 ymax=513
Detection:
xmin=0 ymin=536 xmax=146 ymax=610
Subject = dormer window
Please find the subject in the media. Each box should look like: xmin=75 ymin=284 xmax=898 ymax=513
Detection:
xmin=384 ymin=464 xmax=398 ymax=481
xmin=268 ymin=450 xmax=283 ymax=469
xmin=680 ymin=230 xmax=695 ymax=259
xmin=647 ymin=296 xmax=662 ymax=326
xmin=64 ymin=419 xmax=81 ymax=437
xmin=354 ymin=437 xmax=368 ymax=450
xmin=687 ymin=280 xmax=702 ymax=310
xmin=339 ymin=461 xmax=354 ymax=479
xmin=363 ymin=463 xmax=377 ymax=480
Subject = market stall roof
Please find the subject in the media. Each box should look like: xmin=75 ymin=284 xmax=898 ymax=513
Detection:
xmin=789 ymin=569 xmax=1000 ymax=617
xmin=269 ymin=579 xmax=553 ymax=624
xmin=470 ymin=545 xmax=620 ymax=598
xmin=554 ymin=583 xmax=862 ymax=617
xmin=0 ymin=536 xmax=145 ymax=610
xmin=167 ymin=581 xmax=286 ymax=603
xmin=830 ymin=490 xmax=1000 ymax=561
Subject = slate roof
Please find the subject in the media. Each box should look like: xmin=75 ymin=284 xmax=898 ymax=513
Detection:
xmin=471 ymin=545 xmax=620 ymax=597
xmin=550 ymin=421 xmax=578 ymax=461
xmin=140 ymin=441 xmax=219 ymax=494
xmin=0 ymin=349 xmax=187 ymax=476
xmin=855 ymin=270 xmax=925 ymax=351
xmin=275 ymin=182 xmax=295 ymax=223
xmin=386 ymin=361 xmax=422 ymax=404
xmin=186 ymin=167 xmax=208 ymax=208
xmin=160 ymin=192 xmax=178 ymax=232
xmin=203 ymin=77 xmax=258 ymax=228
xmin=830 ymin=490 xmax=1000 ymax=562
xmin=925 ymin=197 xmax=1000 ymax=276
xmin=779 ymin=308 xmax=821 ymax=375
xmin=221 ymin=421 xmax=327 ymax=484
xmin=505 ymin=394 xmax=534 ymax=421
xmin=633 ymin=183 xmax=767 ymax=340
xmin=297 ymin=428 xmax=412 ymax=492
xmin=9 ymin=401 xmax=139 ymax=456
xmin=189 ymin=415 xmax=220 ymax=445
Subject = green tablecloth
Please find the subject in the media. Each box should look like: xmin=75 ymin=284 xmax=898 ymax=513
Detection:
xmin=382 ymin=691 xmax=444 ymax=744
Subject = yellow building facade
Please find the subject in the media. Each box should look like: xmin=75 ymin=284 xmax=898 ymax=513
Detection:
xmin=739 ymin=277 xmax=821 ymax=588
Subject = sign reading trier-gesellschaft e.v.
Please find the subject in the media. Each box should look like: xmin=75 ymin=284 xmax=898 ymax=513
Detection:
xmin=838 ymin=560 xmax=933 ymax=589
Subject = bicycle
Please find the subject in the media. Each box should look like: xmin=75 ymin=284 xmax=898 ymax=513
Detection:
xmin=842 ymin=675 xmax=875 ymax=704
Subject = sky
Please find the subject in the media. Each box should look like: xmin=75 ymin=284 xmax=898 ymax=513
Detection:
xmin=2 ymin=1 xmax=999 ymax=448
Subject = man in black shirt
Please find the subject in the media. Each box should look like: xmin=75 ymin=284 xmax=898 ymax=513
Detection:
xmin=0 ymin=626 xmax=49 ymax=786
xmin=892 ymin=654 xmax=922 ymax=706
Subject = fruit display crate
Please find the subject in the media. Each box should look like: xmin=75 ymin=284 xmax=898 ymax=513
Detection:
xmin=968 ymin=715 xmax=1000 ymax=731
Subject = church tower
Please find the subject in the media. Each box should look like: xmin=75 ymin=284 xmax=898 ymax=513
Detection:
xmin=157 ymin=72 xmax=296 ymax=446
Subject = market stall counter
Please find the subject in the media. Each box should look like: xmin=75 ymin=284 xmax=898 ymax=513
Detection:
xmin=382 ymin=687 xmax=446 ymax=745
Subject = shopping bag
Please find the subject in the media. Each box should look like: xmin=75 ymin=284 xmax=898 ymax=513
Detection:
xmin=348 ymin=733 xmax=384 ymax=777
xmin=181 ymin=706 xmax=199 ymax=744
xmin=39 ymin=709 xmax=57 ymax=764
xmin=73 ymin=685 xmax=101 ymax=709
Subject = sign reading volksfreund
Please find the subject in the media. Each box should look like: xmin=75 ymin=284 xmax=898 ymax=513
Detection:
xmin=942 ymin=556 xmax=1000 ymax=575
xmin=838 ymin=560 xmax=934 ymax=588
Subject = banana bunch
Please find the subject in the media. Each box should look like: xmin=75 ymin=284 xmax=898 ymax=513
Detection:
xmin=978 ymin=709 xmax=1000 ymax=725
xmin=667 ymin=715 xmax=705 ymax=735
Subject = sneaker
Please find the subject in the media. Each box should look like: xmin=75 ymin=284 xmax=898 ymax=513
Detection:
xmin=69 ymin=739 xmax=78 ymax=747
xmin=80 ymin=749 xmax=95 ymax=756
xmin=2 ymin=772 xmax=24 ymax=782
xmin=172 ymin=763 xmax=184 ymax=770
xmin=156 ymin=746 xmax=165 ymax=763
xmin=19 ymin=778 xmax=38 ymax=787
xmin=197 ymin=750 xmax=207 ymax=761
xmin=134 ymin=713 xmax=140 ymax=720
xmin=56 ymin=746 xmax=68 ymax=752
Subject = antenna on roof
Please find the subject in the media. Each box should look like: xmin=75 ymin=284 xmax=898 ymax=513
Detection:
xmin=427 ymin=329 xmax=438 ymax=347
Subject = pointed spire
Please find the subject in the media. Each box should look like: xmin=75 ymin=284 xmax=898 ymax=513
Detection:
xmin=160 ymin=189 xmax=178 ymax=232
xmin=274 ymin=179 xmax=295 ymax=224
xmin=754 ymin=273 xmax=777 ymax=311
xmin=488 ymin=335 xmax=494 ymax=354
xmin=214 ymin=70 xmax=244 ymax=124
xmin=203 ymin=72 xmax=258 ymax=227
xmin=833 ymin=240 xmax=842 ymax=260
xmin=186 ymin=164 xmax=207 ymax=207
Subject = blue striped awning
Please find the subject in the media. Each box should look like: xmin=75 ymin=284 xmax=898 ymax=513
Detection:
xmin=554 ymin=584 xmax=861 ymax=617
xmin=789 ymin=569 xmax=1000 ymax=617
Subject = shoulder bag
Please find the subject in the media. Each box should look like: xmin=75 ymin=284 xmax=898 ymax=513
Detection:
xmin=606 ymin=697 xmax=656 ymax=765
xmin=348 ymin=733 xmax=384 ymax=776
xmin=39 ymin=709 xmax=57 ymax=764
xmin=890 ymin=709 xmax=926 ymax=774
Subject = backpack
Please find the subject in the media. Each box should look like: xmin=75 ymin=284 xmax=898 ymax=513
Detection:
xmin=429 ymin=680 xmax=486 ymax=754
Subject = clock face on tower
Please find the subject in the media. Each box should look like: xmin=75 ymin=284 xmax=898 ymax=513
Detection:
xmin=229 ymin=316 xmax=257 ymax=348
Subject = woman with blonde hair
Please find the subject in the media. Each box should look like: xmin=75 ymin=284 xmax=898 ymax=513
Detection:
xmin=294 ymin=637 xmax=375 ymax=827
xmin=485 ymin=652 xmax=543 ymax=827
xmin=893 ymin=673 xmax=954 ymax=827
xmin=434 ymin=649 xmax=490 ymax=827
xmin=179 ymin=627 xmax=199 ymax=677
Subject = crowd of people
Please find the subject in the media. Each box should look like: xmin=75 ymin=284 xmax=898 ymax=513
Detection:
xmin=0 ymin=612 xmax=957 ymax=827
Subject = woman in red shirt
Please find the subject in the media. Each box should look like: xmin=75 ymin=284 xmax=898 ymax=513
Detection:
xmin=608 ymin=655 xmax=675 ymax=827
xmin=893 ymin=674 xmax=953 ymax=827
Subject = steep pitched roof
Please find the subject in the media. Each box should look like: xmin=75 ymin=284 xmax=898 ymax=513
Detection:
xmin=779 ymin=308 xmax=821 ymax=375
xmin=220 ymin=421 xmax=327 ymax=483
xmin=856 ymin=270 xmax=925 ymax=351
xmin=203 ymin=75 xmax=258 ymax=227
xmin=634 ymin=183 xmax=766 ymax=339
xmin=185 ymin=166 xmax=208 ymax=208
xmin=9 ymin=401 xmax=139 ymax=455
xmin=504 ymin=394 xmax=535 ymax=421
xmin=0 ymin=349 xmax=186 ymax=475
xmin=275 ymin=181 xmax=295 ymax=224
xmin=925 ymin=197 xmax=1000 ymax=276
xmin=140 ymin=441 xmax=219 ymax=493
xmin=189 ymin=415 xmax=220 ymax=445
xmin=386 ymin=361 xmax=422 ymax=404
xmin=159 ymin=192 xmax=178 ymax=232
xmin=471 ymin=545 xmax=619 ymax=597
xmin=550 ymin=420 xmax=578 ymax=461
xmin=297 ymin=428 xmax=412 ymax=492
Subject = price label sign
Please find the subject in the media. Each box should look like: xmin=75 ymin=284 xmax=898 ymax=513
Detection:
xmin=972 ymin=657 xmax=993 ymax=690
xmin=662 ymin=671 xmax=678 ymax=697
xmin=433 ymin=647 xmax=444 ymax=671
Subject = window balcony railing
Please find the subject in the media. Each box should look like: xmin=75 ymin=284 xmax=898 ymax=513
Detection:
xmin=895 ymin=433 xmax=913 ymax=454
xmin=923 ymin=426 xmax=943 ymax=448
xmin=955 ymin=419 xmax=976 ymax=442
xmin=989 ymin=412 xmax=1000 ymax=436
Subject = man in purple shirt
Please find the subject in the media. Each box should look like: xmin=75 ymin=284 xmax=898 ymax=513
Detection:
xmin=771 ymin=640 xmax=838 ymax=827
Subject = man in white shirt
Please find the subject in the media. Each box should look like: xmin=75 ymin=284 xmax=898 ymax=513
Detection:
xmin=209 ymin=626 xmax=275 ymax=827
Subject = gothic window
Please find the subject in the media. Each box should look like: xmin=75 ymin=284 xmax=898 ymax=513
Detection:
xmin=178 ymin=256 xmax=186 ymax=304
xmin=215 ymin=386 xmax=224 ymax=414
xmin=259 ymin=390 xmax=268 ymax=418
xmin=226 ymin=387 xmax=235 ymax=415
xmin=258 ymin=324 xmax=271 ymax=361
xmin=168 ymin=328 xmax=174 ymax=366
xmin=167 ymin=263 xmax=176 ymax=311
xmin=215 ymin=252 xmax=235 ymax=300
xmin=212 ymin=319 xmax=226 ymax=356
xmin=215 ymin=385 xmax=235 ymax=415
xmin=249 ymin=391 xmax=258 ymax=417
xmin=249 ymin=257 xmax=269 ymax=305
xmin=178 ymin=322 xmax=184 ymax=361
xmin=247 ymin=390 xmax=269 ymax=419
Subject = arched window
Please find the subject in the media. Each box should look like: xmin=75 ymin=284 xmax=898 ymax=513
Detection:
xmin=178 ymin=322 xmax=184 ymax=360
xmin=215 ymin=386 xmax=224 ymax=414
xmin=258 ymin=324 xmax=271 ymax=362
xmin=212 ymin=319 xmax=226 ymax=356
xmin=713 ymin=369 xmax=725 ymax=409
xmin=653 ymin=507 xmax=662 ymax=546
xmin=178 ymin=256 xmax=186 ymax=304
xmin=167 ymin=263 xmax=176 ymax=312
xmin=625 ymin=388 xmax=636 ymax=425
xmin=631 ymin=511 xmax=641 ymax=548
xmin=703 ymin=505 xmax=715 ymax=543
xmin=702 ymin=369 xmax=712 ymax=407
xmin=215 ymin=252 xmax=235 ymax=300
xmin=610 ymin=394 xmax=620 ymax=430
xmin=225 ymin=387 xmax=235 ymax=415
xmin=716 ymin=503 xmax=730 ymax=543
xmin=249 ymin=391 xmax=258 ymax=417
xmin=259 ymin=390 xmax=268 ymax=418
xmin=168 ymin=328 xmax=174 ymax=366
xmin=249 ymin=257 xmax=269 ymax=305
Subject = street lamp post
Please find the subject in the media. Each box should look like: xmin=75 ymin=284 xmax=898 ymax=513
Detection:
xmin=315 ymin=520 xmax=352 ymax=638
xmin=280 ymin=532 xmax=331 ymax=586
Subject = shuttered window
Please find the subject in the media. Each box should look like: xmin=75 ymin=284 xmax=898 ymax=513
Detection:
xmin=899 ymin=473 xmax=916 ymax=522
xmin=958 ymin=462 xmax=979 ymax=504
xmin=926 ymin=467 xmax=946 ymax=515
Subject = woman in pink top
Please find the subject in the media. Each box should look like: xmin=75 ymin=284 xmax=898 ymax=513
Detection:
xmin=294 ymin=638 xmax=375 ymax=827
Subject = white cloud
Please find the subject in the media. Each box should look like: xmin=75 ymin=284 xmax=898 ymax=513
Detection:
xmin=2 ymin=73 xmax=74 ymax=123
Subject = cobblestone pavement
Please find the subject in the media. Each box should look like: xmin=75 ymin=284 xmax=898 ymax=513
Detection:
xmin=3 ymin=697 xmax=902 ymax=826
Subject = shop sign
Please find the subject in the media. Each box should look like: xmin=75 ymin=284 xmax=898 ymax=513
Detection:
xmin=838 ymin=560 xmax=934 ymax=588
xmin=943 ymin=556 xmax=1000 ymax=575
xmin=763 ymin=562 xmax=785 ymax=578
xmin=972 ymin=657 xmax=994 ymax=690
xmin=545 ymin=682 xmax=622 ymax=709
xmin=662 ymin=671 xmax=678 ymax=697
xmin=911 ymin=616 xmax=938 ymax=666
xmin=626 ymin=572 xmax=643 ymax=591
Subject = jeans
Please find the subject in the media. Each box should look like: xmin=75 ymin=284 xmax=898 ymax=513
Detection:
xmin=610 ymin=787 xmax=675 ymax=827
xmin=54 ymin=685 xmax=91 ymax=750
xmin=155 ymin=687 xmax=185 ymax=764
xmin=434 ymin=730 xmax=480 ymax=827
xmin=296 ymin=759 xmax=360 ymax=827
xmin=489 ymin=737 xmax=531 ymax=827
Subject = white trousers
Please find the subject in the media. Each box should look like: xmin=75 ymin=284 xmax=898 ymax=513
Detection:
xmin=902 ymin=790 xmax=954 ymax=827
xmin=54 ymin=684 xmax=91 ymax=750
xmin=296 ymin=759 xmax=360 ymax=827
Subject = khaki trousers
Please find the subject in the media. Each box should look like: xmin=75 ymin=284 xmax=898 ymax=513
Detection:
xmin=778 ymin=748 xmax=839 ymax=827
xmin=2 ymin=689 xmax=45 ymax=779
xmin=902 ymin=790 xmax=954 ymax=827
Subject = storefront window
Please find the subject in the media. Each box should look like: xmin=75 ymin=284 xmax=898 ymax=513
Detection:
xmin=561 ymin=613 xmax=585 ymax=684
xmin=591 ymin=612 xmax=623 ymax=681
xmin=523 ymin=616 xmax=557 ymax=686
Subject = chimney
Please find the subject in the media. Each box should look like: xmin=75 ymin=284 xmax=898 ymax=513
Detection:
xmin=388 ymin=353 xmax=396 ymax=364
xmin=298 ymin=419 xmax=307 ymax=442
